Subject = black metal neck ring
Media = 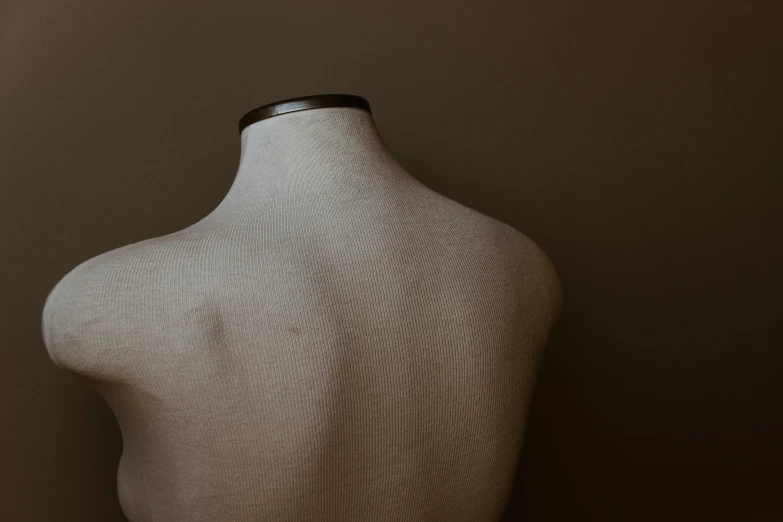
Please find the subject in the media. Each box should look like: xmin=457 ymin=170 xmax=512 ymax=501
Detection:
xmin=238 ymin=93 xmax=372 ymax=133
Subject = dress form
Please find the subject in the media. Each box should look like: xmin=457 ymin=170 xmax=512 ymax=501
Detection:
xmin=41 ymin=94 xmax=564 ymax=522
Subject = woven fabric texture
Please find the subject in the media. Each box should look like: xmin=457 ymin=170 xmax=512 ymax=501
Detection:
xmin=41 ymin=106 xmax=564 ymax=522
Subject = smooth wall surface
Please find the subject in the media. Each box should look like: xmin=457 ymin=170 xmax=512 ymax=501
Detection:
xmin=1 ymin=1 xmax=780 ymax=520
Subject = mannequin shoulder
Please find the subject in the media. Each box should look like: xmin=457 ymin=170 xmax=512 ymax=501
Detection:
xmin=414 ymin=187 xmax=563 ymax=305
xmin=457 ymin=207 xmax=565 ymax=326
xmin=412 ymin=186 xmax=563 ymax=317
xmin=40 ymin=232 xmax=183 ymax=374
xmin=497 ymin=221 xmax=564 ymax=327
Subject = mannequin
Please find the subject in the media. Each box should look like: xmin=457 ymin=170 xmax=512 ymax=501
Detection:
xmin=41 ymin=93 xmax=564 ymax=522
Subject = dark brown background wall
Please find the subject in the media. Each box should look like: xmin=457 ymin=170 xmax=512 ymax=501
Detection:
xmin=1 ymin=1 xmax=780 ymax=520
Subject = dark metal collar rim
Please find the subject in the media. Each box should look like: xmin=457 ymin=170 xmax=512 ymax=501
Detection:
xmin=238 ymin=93 xmax=372 ymax=133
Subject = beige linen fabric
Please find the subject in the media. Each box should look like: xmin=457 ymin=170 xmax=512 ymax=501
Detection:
xmin=41 ymin=105 xmax=564 ymax=522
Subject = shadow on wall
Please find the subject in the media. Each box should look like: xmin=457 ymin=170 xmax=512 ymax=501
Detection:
xmin=500 ymin=323 xmax=782 ymax=522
